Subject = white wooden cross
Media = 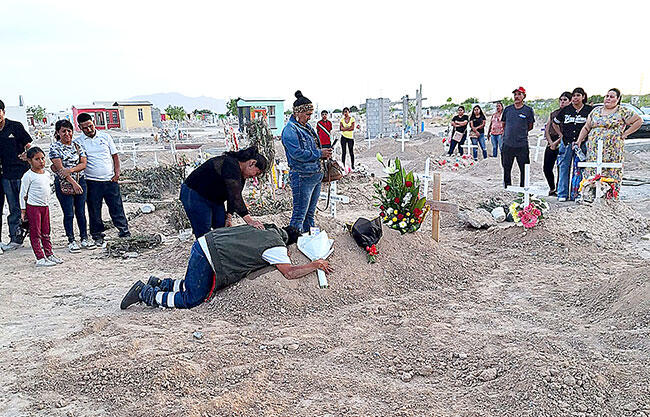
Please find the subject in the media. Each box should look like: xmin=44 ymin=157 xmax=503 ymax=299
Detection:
xmin=319 ymin=181 xmax=350 ymax=218
xmin=533 ymin=135 xmax=546 ymax=162
xmin=461 ymin=136 xmax=479 ymax=158
xmin=396 ymin=129 xmax=410 ymax=152
xmin=365 ymin=134 xmax=378 ymax=149
xmin=578 ymin=139 xmax=623 ymax=201
xmin=418 ymin=157 xmax=433 ymax=198
xmin=506 ymin=164 xmax=544 ymax=206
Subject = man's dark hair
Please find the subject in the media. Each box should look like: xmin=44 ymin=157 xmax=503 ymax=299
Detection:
xmin=282 ymin=226 xmax=301 ymax=246
xmin=572 ymin=87 xmax=588 ymax=104
xmin=26 ymin=146 xmax=44 ymax=159
xmin=225 ymin=146 xmax=268 ymax=174
xmin=0 ymin=99 xmax=5 ymax=111
xmin=77 ymin=112 xmax=92 ymax=124
xmin=342 ymin=107 xmax=350 ymax=113
xmin=321 ymin=110 xmax=328 ymax=115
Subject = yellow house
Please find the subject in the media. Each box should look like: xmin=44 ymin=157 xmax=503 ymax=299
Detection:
xmin=113 ymin=101 xmax=153 ymax=131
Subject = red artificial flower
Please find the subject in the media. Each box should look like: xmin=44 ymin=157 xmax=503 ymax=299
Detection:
xmin=397 ymin=214 xmax=404 ymax=220
xmin=394 ymin=197 xmax=400 ymax=204
xmin=384 ymin=185 xmax=390 ymax=191
xmin=441 ymin=160 xmax=447 ymax=165
xmin=405 ymin=181 xmax=413 ymax=187
xmin=380 ymin=205 xmax=385 ymax=210
xmin=413 ymin=208 xmax=422 ymax=216
xmin=454 ymin=163 xmax=459 ymax=167
xmin=380 ymin=212 xmax=386 ymax=217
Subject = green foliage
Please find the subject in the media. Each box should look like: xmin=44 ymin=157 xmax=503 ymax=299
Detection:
xmin=350 ymin=105 xmax=359 ymax=112
xmin=461 ymin=97 xmax=478 ymax=107
xmin=27 ymin=105 xmax=46 ymax=122
xmin=226 ymin=98 xmax=238 ymax=117
xmin=164 ymin=105 xmax=186 ymax=122
xmin=590 ymin=94 xmax=604 ymax=104
xmin=500 ymin=96 xmax=514 ymax=106
xmin=333 ymin=109 xmax=342 ymax=113
xmin=246 ymin=118 xmax=275 ymax=186
xmin=284 ymin=109 xmax=293 ymax=116
xmin=193 ymin=109 xmax=213 ymax=115
xmin=374 ymin=154 xmax=429 ymax=234
xmin=446 ymin=97 xmax=453 ymax=103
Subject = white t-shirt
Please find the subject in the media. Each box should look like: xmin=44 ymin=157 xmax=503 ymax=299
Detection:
xmin=75 ymin=131 xmax=118 ymax=181
xmin=261 ymin=246 xmax=291 ymax=265
xmin=19 ymin=170 xmax=51 ymax=209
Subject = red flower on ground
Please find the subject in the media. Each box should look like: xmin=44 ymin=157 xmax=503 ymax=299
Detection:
xmin=380 ymin=212 xmax=386 ymax=217
xmin=384 ymin=185 xmax=390 ymax=191
xmin=397 ymin=214 xmax=404 ymax=220
xmin=454 ymin=163 xmax=459 ymax=167
xmin=394 ymin=197 xmax=400 ymax=203
xmin=413 ymin=208 xmax=422 ymax=216
xmin=380 ymin=205 xmax=385 ymax=210
xmin=405 ymin=181 xmax=413 ymax=187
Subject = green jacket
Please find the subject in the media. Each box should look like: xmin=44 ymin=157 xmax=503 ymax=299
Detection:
xmin=198 ymin=224 xmax=286 ymax=290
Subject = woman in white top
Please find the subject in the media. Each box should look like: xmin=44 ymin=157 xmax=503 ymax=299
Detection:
xmin=20 ymin=147 xmax=63 ymax=266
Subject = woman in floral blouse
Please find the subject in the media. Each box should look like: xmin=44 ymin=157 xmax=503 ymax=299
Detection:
xmin=576 ymin=88 xmax=642 ymax=198
xmin=49 ymin=119 xmax=93 ymax=252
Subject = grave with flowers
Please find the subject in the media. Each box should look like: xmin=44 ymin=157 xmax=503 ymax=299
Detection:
xmin=374 ymin=153 xmax=430 ymax=234
xmin=508 ymin=196 xmax=550 ymax=229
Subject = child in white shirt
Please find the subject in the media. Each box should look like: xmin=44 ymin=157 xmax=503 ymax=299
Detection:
xmin=20 ymin=147 xmax=63 ymax=267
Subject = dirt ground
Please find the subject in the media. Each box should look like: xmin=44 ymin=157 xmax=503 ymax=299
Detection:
xmin=1 ymin=125 xmax=649 ymax=417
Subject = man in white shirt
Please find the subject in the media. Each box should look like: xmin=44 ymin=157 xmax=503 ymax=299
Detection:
xmin=76 ymin=113 xmax=130 ymax=246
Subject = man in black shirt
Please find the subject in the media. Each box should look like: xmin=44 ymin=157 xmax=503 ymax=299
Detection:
xmin=552 ymin=87 xmax=592 ymax=201
xmin=0 ymin=99 xmax=33 ymax=250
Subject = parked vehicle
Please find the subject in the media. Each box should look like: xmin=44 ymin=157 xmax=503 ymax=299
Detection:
xmin=592 ymin=102 xmax=650 ymax=139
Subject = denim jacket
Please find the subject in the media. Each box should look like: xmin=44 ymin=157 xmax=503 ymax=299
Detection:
xmin=281 ymin=115 xmax=323 ymax=174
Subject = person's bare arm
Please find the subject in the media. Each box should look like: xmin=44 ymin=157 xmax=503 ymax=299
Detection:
xmin=623 ymin=114 xmax=643 ymax=139
xmin=576 ymin=118 xmax=593 ymax=147
xmin=111 ymin=153 xmax=121 ymax=182
xmin=528 ymin=122 xmax=534 ymax=132
xmin=275 ymin=260 xmax=333 ymax=280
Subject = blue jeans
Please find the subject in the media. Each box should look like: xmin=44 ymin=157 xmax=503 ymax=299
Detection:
xmin=490 ymin=134 xmax=503 ymax=157
xmin=86 ymin=179 xmax=130 ymax=239
xmin=157 ymin=242 xmax=214 ymax=309
xmin=471 ymin=134 xmax=488 ymax=160
xmin=289 ymin=170 xmax=323 ymax=233
xmin=557 ymin=142 xmax=575 ymax=200
xmin=1 ymin=178 xmax=23 ymax=243
xmin=180 ymin=183 xmax=225 ymax=238
xmin=54 ymin=176 xmax=88 ymax=242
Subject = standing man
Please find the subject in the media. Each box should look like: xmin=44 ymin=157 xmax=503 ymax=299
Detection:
xmin=0 ymin=99 xmax=33 ymax=251
xmin=316 ymin=110 xmax=333 ymax=148
xmin=501 ymin=87 xmax=535 ymax=188
xmin=552 ymin=87 xmax=592 ymax=202
xmin=75 ymin=113 xmax=130 ymax=247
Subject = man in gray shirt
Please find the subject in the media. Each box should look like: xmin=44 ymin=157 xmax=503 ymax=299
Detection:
xmin=501 ymin=87 xmax=535 ymax=188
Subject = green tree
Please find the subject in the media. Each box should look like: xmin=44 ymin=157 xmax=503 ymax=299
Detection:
xmin=226 ymin=98 xmax=238 ymax=117
xmin=165 ymin=105 xmax=186 ymax=122
xmin=350 ymin=105 xmax=359 ymax=113
xmin=333 ymin=109 xmax=342 ymax=113
xmin=27 ymin=105 xmax=46 ymax=123
xmin=589 ymin=94 xmax=604 ymax=104
xmin=446 ymin=97 xmax=453 ymax=103
xmin=284 ymin=109 xmax=293 ymax=116
xmin=500 ymin=96 xmax=514 ymax=106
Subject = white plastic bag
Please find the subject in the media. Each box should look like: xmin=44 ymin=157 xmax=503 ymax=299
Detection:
xmin=297 ymin=230 xmax=334 ymax=288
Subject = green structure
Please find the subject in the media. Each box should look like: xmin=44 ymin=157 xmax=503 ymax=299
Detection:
xmin=236 ymin=98 xmax=285 ymax=136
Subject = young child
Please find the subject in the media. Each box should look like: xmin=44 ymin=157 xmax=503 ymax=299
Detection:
xmin=20 ymin=147 xmax=63 ymax=267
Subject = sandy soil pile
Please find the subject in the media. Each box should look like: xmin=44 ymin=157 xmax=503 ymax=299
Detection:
xmin=1 ymin=129 xmax=649 ymax=416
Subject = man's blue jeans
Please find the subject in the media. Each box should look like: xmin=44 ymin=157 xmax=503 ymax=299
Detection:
xmin=289 ymin=170 xmax=323 ymax=233
xmin=557 ymin=141 xmax=575 ymax=200
xmin=490 ymin=134 xmax=503 ymax=157
xmin=156 ymin=242 xmax=214 ymax=309
xmin=86 ymin=179 xmax=130 ymax=239
xmin=1 ymin=178 xmax=23 ymax=243
xmin=179 ymin=183 xmax=225 ymax=238
xmin=471 ymin=134 xmax=488 ymax=160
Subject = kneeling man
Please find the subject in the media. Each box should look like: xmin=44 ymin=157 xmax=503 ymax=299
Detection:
xmin=121 ymin=224 xmax=332 ymax=309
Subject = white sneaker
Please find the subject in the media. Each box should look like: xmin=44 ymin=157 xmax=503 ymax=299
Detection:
xmin=47 ymin=254 xmax=64 ymax=264
xmin=558 ymin=197 xmax=567 ymax=202
xmin=80 ymin=238 xmax=96 ymax=250
xmin=36 ymin=258 xmax=57 ymax=267
xmin=1 ymin=241 xmax=22 ymax=251
xmin=68 ymin=241 xmax=81 ymax=253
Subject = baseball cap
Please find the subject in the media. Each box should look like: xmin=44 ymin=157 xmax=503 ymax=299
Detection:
xmin=512 ymin=86 xmax=526 ymax=95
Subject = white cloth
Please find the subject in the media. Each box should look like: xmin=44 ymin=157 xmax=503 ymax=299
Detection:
xmin=75 ymin=131 xmax=118 ymax=181
xmin=19 ymin=170 xmax=51 ymax=209
xmin=261 ymin=246 xmax=291 ymax=265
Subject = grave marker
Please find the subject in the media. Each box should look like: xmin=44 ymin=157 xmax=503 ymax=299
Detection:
xmin=461 ymin=137 xmax=479 ymax=157
xmin=533 ymin=135 xmax=546 ymax=162
xmin=506 ymin=164 xmax=545 ymax=206
xmin=430 ymin=172 xmax=458 ymax=242
xmin=577 ymin=139 xmax=623 ymax=201
xmin=396 ymin=129 xmax=410 ymax=152
xmin=319 ymin=181 xmax=350 ymax=218
xmin=418 ymin=157 xmax=433 ymax=198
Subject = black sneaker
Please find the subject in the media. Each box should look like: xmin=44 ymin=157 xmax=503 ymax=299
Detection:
xmin=548 ymin=189 xmax=557 ymax=197
xmin=147 ymin=275 xmax=162 ymax=288
xmin=120 ymin=280 xmax=145 ymax=310
xmin=118 ymin=231 xmax=131 ymax=238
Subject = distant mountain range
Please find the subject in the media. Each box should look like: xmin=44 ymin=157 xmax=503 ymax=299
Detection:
xmin=128 ymin=92 xmax=226 ymax=114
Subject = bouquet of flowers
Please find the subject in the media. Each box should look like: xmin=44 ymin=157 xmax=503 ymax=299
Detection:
xmin=508 ymin=196 xmax=549 ymax=229
xmin=365 ymin=244 xmax=379 ymax=263
xmin=374 ymin=153 xmax=430 ymax=234
xmin=578 ymin=174 xmax=619 ymax=202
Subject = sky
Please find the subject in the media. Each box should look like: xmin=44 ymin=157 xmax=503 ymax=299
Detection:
xmin=2 ymin=0 xmax=649 ymax=112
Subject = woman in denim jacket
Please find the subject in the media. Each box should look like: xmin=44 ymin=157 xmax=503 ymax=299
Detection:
xmin=281 ymin=91 xmax=332 ymax=233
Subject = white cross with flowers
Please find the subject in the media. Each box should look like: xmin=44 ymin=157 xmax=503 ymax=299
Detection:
xmin=319 ymin=181 xmax=350 ymax=218
xmin=396 ymin=129 xmax=410 ymax=152
xmin=461 ymin=137 xmax=479 ymax=158
xmin=417 ymin=157 xmax=433 ymax=198
xmin=577 ymin=139 xmax=623 ymax=201
xmin=506 ymin=164 xmax=544 ymax=206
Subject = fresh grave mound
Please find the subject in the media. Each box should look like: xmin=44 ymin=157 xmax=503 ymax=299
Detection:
xmin=120 ymin=165 xmax=185 ymax=202
xmin=356 ymin=135 xmax=443 ymax=167
xmin=199 ymin=218 xmax=485 ymax=322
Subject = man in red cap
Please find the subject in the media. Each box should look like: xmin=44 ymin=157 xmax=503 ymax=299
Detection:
xmin=501 ymin=87 xmax=535 ymax=188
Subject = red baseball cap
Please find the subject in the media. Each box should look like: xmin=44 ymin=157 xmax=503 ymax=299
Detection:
xmin=512 ymin=86 xmax=526 ymax=95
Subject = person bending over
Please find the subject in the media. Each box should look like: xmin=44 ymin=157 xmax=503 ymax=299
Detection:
xmin=120 ymin=224 xmax=333 ymax=309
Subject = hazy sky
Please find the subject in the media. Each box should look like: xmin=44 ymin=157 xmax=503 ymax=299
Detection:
xmin=2 ymin=0 xmax=648 ymax=111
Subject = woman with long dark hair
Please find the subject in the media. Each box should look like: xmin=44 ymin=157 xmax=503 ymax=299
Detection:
xmin=469 ymin=105 xmax=487 ymax=160
xmin=181 ymin=146 xmax=267 ymax=238
xmin=543 ymin=92 xmax=571 ymax=196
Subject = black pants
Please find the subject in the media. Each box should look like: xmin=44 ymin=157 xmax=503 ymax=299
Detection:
xmin=448 ymin=132 xmax=466 ymax=156
xmin=341 ymin=136 xmax=354 ymax=167
xmin=501 ymin=145 xmax=530 ymax=187
xmin=86 ymin=180 xmax=130 ymax=240
xmin=543 ymin=146 xmax=559 ymax=191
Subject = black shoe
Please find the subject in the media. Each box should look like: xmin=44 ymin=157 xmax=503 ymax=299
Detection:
xmin=147 ymin=275 xmax=162 ymax=288
xmin=548 ymin=190 xmax=557 ymax=197
xmin=118 ymin=231 xmax=131 ymax=238
xmin=121 ymin=280 xmax=145 ymax=310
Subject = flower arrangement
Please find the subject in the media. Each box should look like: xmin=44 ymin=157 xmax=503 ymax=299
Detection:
xmin=374 ymin=153 xmax=430 ymax=234
xmin=508 ymin=196 xmax=549 ymax=229
xmin=578 ymin=174 xmax=619 ymax=201
xmin=365 ymin=244 xmax=379 ymax=263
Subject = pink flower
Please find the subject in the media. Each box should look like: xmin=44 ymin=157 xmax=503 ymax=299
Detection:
xmin=520 ymin=212 xmax=538 ymax=229
xmin=532 ymin=208 xmax=541 ymax=217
